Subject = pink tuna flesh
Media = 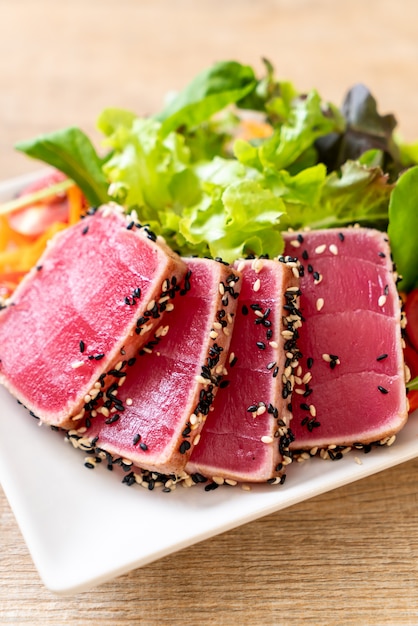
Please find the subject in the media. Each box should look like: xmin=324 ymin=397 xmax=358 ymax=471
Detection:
xmin=186 ymin=258 xmax=300 ymax=484
xmin=282 ymin=227 xmax=407 ymax=450
xmin=77 ymin=258 xmax=239 ymax=475
xmin=0 ymin=206 xmax=186 ymax=428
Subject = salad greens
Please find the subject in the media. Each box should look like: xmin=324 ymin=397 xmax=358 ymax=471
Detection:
xmin=14 ymin=59 xmax=418 ymax=289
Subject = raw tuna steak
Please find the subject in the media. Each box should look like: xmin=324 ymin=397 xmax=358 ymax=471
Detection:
xmin=70 ymin=258 xmax=240 ymax=475
xmin=282 ymin=227 xmax=408 ymax=454
xmin=0 ymin=205 xmax=186 ymax=428
xmin=186 ymin=258 xmax=301 ymax=484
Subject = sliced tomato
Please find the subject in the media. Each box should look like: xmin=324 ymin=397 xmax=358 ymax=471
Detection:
xmin=405 ymin=289 xmax=418 ymax=354
xmin=7 ymin=171 xmax=69 ymax=237
xmin=404 ymin=338 xmax=418 ymax=380
xmin=408 ymin=390 xmax=418 ymax=414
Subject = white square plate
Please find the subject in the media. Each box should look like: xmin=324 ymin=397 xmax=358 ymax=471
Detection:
xmin=1 ymin=172 xmax=417 ymax=596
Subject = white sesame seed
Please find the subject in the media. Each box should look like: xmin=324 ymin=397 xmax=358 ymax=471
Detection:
xmin=253 ymin=278 xmax=261 ymax=292
xmin=210 ymin=330 xmax=218 ymax=339
xmin=126 ymin=398 xmax=133 ymax=406
xmin=256 ymin=405 xmax=266 ymax=416
xmin=212 ymin=476 xmax=225 ymax=485
xmin=165 ymin=302 xmax=174 ymax=312
xmin=223 ymin=327 xmax=230 ymax=336
xmin=71 ymin=360 xmax=85 ymax=369
xmin=378 ymin=294 xmax=387 ymax=307
xmin=269 ymin=341 xmax=279 ymax=349
xmin=316 ymin=297 xmax=324 ymax=311
xmin=329 ymin=244 xmax=338 ymax=255
xmin=405 ymin=364 xmax=411 ymax=383
xmin=309 ymin=404 xmax=316 ymax=417
xmin=302 ymin=372 xmax=312 ymax=384
xmin=146 ymin=299 xmax=156 ymax=311
xmin=315 ymin=244 xmax=326 ymax=254
xmin=193 ymin=434 xmax=201 ymax=446
xmin=229 ymin=352 xmax=235 ymax=364
xmin=281 ymin=330 xmax=294 ymax=339
xmin=261 ymin=435 xmax=273 ymax=444
xmin=322 ymin=353 xmax=331 ymax=362
xmin=219 ymin=282 xmax=225 ymax=295
xmin=354 ymin=456 xmax=363 ymax=465
xmin=241 ymin=484 xmax=251 ymax=491
xmin=213 ymin=321 xmax=223 ymax=329
xmin=290 ymin=239 xmax=301 ymax=248
xmin=71 ymin=409 xmax=85 ymax=421
xmin=236 ymin=260 xmax=246 ymax=272
xmin=195 ymin=375 xmax=207 ymax=385
xmin=225 ymin=478 xmax=238 ymax=486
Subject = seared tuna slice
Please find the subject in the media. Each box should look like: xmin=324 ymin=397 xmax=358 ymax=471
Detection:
xmin=186 ymin=258 xmax=300 ymax=484
xmin=74 ymin=258 xmax=240 ymax=475
xmin=282 ymin=227 xmax=408 ymax=453
xmin=0 ymin=205 xmax=186 ymax=428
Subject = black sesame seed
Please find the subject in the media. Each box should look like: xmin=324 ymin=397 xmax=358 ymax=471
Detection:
xmin=179 ymin=440 xmax=191 ymax=454
xmin=378 ymin=385 xmax=389 ymax=394
xmin=219 ymin=380 xmax=230 ymax=388
xmin=204 ymin=482 xmax=219 ymax=492
xmin=82 ymin=225 xmax=89 ymax=235
xmin=307 ymin=357 xmax=314 ymax=369
xmin=376 ymin=353 xmax=388 ymax=361
xmin=79 ymin=340 xmax=85 ymax=353
xmin=256 ymin=341 xmax=266 ymax=350
xmin=133 ymin=434 xmax=141 ymax=445
xmin=140 ymin=442 xmax=149 ymax=451
xmin=302 ymin=250 xmax=309 ymax=260
xmin=105 ymin=414 xmax=120 ymax=424
xmin=338 ymin=232 xmax=345 ymax=242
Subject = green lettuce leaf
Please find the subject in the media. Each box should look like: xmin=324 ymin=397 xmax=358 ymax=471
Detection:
xmin=15 ymin=126 xmax=110 ymax=207
xmin=155 ymin=61 xmax=257 ymax=136
xmin=388 ymin=165 xmax=418 ymax=291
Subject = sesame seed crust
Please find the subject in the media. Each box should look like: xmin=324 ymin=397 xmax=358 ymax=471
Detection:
xmin=68 ymin=258 xmax=240 ymax=476
xmin=0 ymin=204 xmax=187 ymax=429
xmin=282 ymin=227 xmax=408 ymax=455
xmin=185 ymin=257 xmax=301 ymax=485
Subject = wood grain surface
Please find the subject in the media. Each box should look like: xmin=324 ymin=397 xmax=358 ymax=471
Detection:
xmin=1 ymin=1 xmax=418 ymax=624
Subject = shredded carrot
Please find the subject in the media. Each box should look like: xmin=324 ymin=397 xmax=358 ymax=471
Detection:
xmin=239 ymin=118 xmax=274 ymax=140
xmin=0 ymin=221 xmax=67 ymax=275
xmin=0 ymin=177 xmax=86 ymax=294
xmin=67 ymin=183 xmax=85 ymax=225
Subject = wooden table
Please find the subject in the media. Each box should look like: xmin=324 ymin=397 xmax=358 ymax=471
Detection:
xmin=2 ymin=1 xmax=418 ymax=623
